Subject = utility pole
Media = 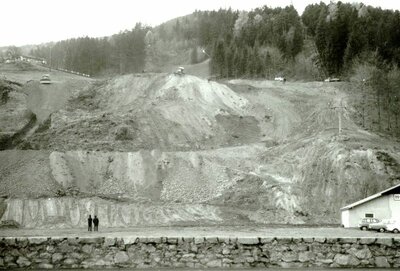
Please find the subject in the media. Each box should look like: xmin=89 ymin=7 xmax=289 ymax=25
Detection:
xmin=362 ymin=79 xmax=366 ymax=128
xmin=202 ymin=49 xmax=211 ymax=58
xmin=331 ymin=99 xmax=346 ymax=136
xmin=49 ymin=46 xmax=52 ymax=72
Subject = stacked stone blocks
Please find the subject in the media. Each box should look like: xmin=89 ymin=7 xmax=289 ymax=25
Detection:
xmin=1 ymin=236 xmax=400 ymax=269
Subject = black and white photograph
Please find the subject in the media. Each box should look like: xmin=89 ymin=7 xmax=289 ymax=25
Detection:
xmin=0 ymin=0 xmax=400 ymax=269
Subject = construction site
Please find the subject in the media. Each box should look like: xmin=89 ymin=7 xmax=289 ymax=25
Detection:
xmin=1 ymin=60 xmax=399 ymax=230
xmin=1 ymin=56 xmax=400 ymax=269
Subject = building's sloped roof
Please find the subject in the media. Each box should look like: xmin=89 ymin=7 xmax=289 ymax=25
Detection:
xmin=341 ymin=183 xmax=400 ymax=211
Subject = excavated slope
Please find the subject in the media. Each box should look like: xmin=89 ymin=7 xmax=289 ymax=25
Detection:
xmin=1 ymin=198 xmax=224 ymax=229
xmin=1 ymin=72 xmax=400 ymax=228
xmin=0 ymin=81 xmax=32 ymax=149
xmin=26 ymin=73 xmax=260 ymax=151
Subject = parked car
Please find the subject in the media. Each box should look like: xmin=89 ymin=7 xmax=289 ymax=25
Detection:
xmin=40 ymin=74 xmax=51 ymax=84
xmin=324 ymin=77 xmax=341 ymax=82
xmin=385 ymin=221 xmax=400 ymax=233
xmin=368 ymin=219 xmax=396 ymax=232
xmin=274 ymin=76 xmax=286 ymax=82
xmin=358 ymin=218 xmax=381 ymax=230
xmin=174 ymin=67 xmax=185 ymax=76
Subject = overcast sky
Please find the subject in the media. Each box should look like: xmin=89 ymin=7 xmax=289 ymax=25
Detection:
xmin=0 ymin=0 xmax=399 ymax=47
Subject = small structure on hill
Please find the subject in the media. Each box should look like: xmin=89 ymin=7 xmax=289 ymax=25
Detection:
xmin=341 ymin=184 xmax=400 ymax=228
xmin=174 ymin=67 xmax=185 ymax=76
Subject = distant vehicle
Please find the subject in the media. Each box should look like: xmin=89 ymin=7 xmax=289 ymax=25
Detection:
xmin=385 ymin=221 xmax=400 ymax=233
xmin=324 ymin=77 xmax=341 ymax=82
xmin=40 ymin=74 xmax=51 ymax=84
xmin=368 ymin=219 xmax=396 ymax=232
xmin=274 ymin=76 xmax=286 ymax=82
xmin=174 ymin=67 xmax=185 ymax=76
xmin=358 ymin=218 xmax=381 ymax=231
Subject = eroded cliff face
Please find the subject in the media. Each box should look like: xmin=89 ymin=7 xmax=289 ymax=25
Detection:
xmin=0 ymin=197 xmax=223 ymax=228
xmin=47 ymin=148 xmax=261 ymax=202
xmin=1 ymin=141 xmax=399 ymax=227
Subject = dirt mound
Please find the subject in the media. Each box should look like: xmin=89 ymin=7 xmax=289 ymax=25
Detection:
xmin=25 ymin=74 xmax=260 ymax=151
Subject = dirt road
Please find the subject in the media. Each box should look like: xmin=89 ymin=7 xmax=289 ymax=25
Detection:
xmin=1 ymin=63 xmax=93 ymax=123
xmin=26 ymin=75 xmax=92 ymax=122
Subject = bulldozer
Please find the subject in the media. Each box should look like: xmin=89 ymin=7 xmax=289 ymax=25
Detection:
xmin=174 ymin=66 xmax=185 ymax=76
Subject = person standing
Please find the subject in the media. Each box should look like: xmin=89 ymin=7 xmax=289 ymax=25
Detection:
xmin=88 ymin=215 xmax=93 ymax=231
xmin=93 ymin=215 xmax=99 ymax=231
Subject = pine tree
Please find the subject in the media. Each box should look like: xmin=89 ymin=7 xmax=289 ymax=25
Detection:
xmin=232 ymin=47 xmax=240 ymax=78
xmin=211 ymin=39 xmax=226 ymax=77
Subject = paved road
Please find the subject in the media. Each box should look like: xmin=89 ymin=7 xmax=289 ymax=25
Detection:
xmin=0 ymin=226 xmax=396 ymax=238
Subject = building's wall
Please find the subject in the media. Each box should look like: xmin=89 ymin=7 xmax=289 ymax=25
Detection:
xmin=341 ymin=210 xmax=349 ymax=228
xmin=388 ymin=194 xmax=400 ymax=220
xmin=346 ymin=195 xmax=390 ymax=228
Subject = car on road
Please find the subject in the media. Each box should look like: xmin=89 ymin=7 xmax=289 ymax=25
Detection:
xmin=385 ymin=221 xmax=400 ymax=233
xmin=274 ymin=76 xmax=286 ymax=82
xmin=368 ymin=219 xmax=396 ymax=232
xmin=174 ymin=67 xmax=185 ymax=76
xmin=324 ymin=77 xmax=341 ymax=82
xmin=358 ymin=218 xmax=381 ymax=230
xmin=40 ymin=74 xmax=51 ymax=84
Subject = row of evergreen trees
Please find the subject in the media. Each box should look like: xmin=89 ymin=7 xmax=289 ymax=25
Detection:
xmin=206 ymin=3 xmax=400 ymax=78
xmin=204 ymin=6 xmax=303 ymax=78
xmin=29 ymin=3 xmax=400 ymax=79
xmin=303 ymin=2 xmax=400 ymax=76
xmin=30 ymin=23 xmax=149 ymax=75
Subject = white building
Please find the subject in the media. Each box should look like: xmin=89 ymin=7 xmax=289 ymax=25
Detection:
xmin=341 ymin=184 xmax=400 ymax=228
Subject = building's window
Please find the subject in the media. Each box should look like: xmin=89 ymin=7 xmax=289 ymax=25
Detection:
xmin=365 ymin=213 xmax=374 ymax=218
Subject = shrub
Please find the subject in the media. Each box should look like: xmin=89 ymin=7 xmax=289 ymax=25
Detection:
xmin=114 ymin=125 xmax=134 ymax=140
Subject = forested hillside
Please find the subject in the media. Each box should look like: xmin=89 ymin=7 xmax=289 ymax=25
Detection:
xmin=30 ymin=23 xmax=149 ymax=75
xmin=26 ymin=3 xmax=399 ymax=77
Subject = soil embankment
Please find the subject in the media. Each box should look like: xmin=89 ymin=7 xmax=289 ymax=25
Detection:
xmin=1 ymin=64 xmax=399 ymax=227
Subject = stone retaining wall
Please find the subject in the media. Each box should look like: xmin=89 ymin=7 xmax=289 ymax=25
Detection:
xmin=1 ymin=236 xmax=400 ymax=269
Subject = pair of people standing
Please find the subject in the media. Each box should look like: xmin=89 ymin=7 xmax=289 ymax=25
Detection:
xmin=88 ymin=215 xmax=99 ymax=231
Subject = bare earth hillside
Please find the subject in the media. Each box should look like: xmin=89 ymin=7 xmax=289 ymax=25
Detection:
xmin=26 ymin=73 xmax=258 ymax=151
xmin=0 ymin=63 xmax=399 ymax=228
